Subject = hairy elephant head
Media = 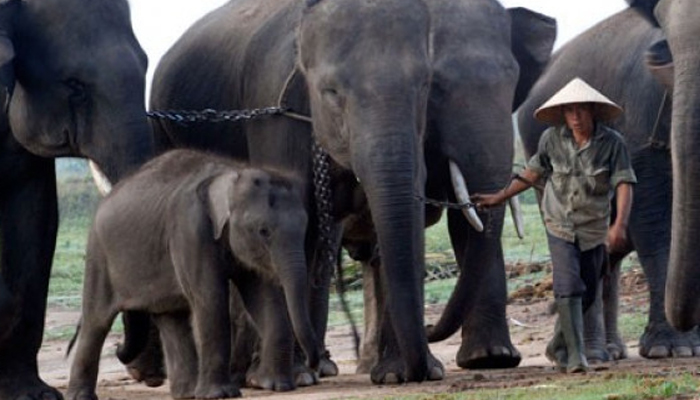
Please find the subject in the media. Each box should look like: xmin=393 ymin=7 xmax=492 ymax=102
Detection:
xmin=207 ymin=168 xmax=319 ymax=369
xmin=629 ymin=0 xmax=700 ymax=330
xmin=1 ymin=0 xmax=153 ymax=181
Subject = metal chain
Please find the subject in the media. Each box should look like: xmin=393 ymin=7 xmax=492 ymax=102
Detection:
xmin=148 ymin=106 xmax=480 ymax=211
xmin=312 ymin=141 xmax=338 ymax=283
xmin=146 ymin=107 xmax=286 ymax=124
xmin=416 ymin=195 xmax=476 ymax=210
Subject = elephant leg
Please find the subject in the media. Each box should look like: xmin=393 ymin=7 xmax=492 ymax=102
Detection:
xmin=122 ymin=315 xmax=167 ymax=388
xmin=229 ymin=284 xmax=258 ymax=387
xmin=235 ymin=270 xmax=309 ymax=391
xmin=66 ymin=250 xmax=117 ymax=400
xmin=627 ymin=148 xmax=700 ymax=358
xmin=357 ymin=257 xmax=383 ymax=374
xmin=152 ymin=312 xmax=202 ymax=399
xmin=447 ymin=208 xmax=521 ymax=369
xmin=602 ymin=251 xmax=628 ymax=360
xmin=309 ymin=241 xmax=337 ymax=378
xmin=584 ymin=279 xmax=610 ymax=363
xmin=0 ymin=157 xmax=63 ymax=400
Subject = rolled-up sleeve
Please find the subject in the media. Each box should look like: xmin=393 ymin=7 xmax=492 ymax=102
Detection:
xmin=609 ymin=138 xmax=637 ymax=188
xmin=526 ymin=129 xmax=552 ymax=176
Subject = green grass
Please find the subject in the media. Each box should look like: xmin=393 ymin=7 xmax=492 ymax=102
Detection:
xmin=389 ymin=372 xmax=699 ymax=400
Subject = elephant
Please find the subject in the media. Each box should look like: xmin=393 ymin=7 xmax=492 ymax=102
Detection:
xmin=517 ymin=8 xmax=700 ymax=361
xmin=148 ymin=0 xmax=556 ymax=384
xmin=66 ymin=149 xmax=319 ymax=400
xmin=625 ymin=0 xmax=700 ymax=333
xmin=0 ymin=0 xmax=154 ymax=399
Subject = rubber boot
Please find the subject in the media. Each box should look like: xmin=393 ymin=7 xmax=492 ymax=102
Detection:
xmin=557 ymin=297 xmax=588 ymax=373
xmin=545 ymin=318 xmax=567 ymax=371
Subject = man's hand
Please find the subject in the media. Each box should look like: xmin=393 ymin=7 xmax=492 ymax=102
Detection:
xmin=471 ymin=191 xmax=506 ymax=210
xmin=606 ymin=223 xmax=628 ymax=253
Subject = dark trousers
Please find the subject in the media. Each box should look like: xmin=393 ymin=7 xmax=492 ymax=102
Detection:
xmin=547 ymin=233 xmax=605 ymax=312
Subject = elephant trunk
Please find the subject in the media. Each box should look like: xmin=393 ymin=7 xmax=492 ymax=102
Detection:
xmin=87 ymin=116 xmax=154 ymax=184
xmin=352 ymin=127 xmax=429 ymax=381
xmin=274 ymin=246 xmax=320 ymax=370
xmin=666 ymin=48 xmax=700 ymax=331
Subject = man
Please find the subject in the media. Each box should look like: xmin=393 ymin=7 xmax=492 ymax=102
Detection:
xmin=472 ymin=77 xmax=636 ymax=373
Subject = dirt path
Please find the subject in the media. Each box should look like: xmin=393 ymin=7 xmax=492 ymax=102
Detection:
xmin=40 ymin=270 xmax=699 ymax=399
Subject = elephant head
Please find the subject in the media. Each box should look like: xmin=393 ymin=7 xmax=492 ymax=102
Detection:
xmin=628 ymin=0 xmax=700 ymax=330
xmin=1 ymin=0 xmax=153 ymax=181
xmin=208 ymin=169 xmax=320 ymax=369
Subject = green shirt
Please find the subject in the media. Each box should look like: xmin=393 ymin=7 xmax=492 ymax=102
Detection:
xmin=526 ymin=124 xmax=637 ymax=251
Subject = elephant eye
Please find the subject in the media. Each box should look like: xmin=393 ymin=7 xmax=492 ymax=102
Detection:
xmin=65 ymin=78 xmax=88 ymax=104
xmin=322 ymin=88 xmax=343 ymax=109
xmin=258 ymin=227 xmax=271 ymax=239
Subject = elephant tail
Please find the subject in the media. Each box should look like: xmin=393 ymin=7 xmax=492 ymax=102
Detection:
xmin=426 ymin=271 xmax=477 ymax=343
xmin=66 ymin=318 xmax=82 ymax=358
xmin=116 ymin=311 xmax=151 ymax=364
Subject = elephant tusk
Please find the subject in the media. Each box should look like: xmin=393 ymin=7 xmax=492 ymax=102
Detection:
xmin=508 ymin=196 xmax=525 ymax=239
xmin=449 ymin=160 xmax=484 ymax=232
xmin=89 ymin=160 xmax=113 ymax=196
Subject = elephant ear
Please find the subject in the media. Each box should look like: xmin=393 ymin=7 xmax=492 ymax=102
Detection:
xmin=206 ymin=171 xmax=239 ymax=240
xmin=0 ymin=29 xmax=14 ymax=112
xmin=0 ymin=0 xmax=17 ymax=109
xmin=645 ymin=39 xmax=674 ymax=91
xmin=508 ymin=8 xmax=557 ymax=112
xmin=626 ymin=0 xmax=661 ymax=27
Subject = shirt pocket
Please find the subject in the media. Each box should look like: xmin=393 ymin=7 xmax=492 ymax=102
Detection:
xmin=586 ymin=167 xmax=610 ymax=196
xmin=551 ymin=163 xmax=571 ymax=191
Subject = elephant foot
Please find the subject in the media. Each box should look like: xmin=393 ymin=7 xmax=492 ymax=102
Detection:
xmin=456 ymin=343 xmax=521 ymax=370
xmin=639 ymin=323 xmax=700 ymax=359
xmin=124 ymin=341 xmax=166 ymax=387
xmin=318 ymin=350 xmax=339 ymax=377
xmin=194 ymin=382 xmax=241 ymax=399
xmin=65 ymin=387 xmax=97 ymax=400
xmin=370 ymin=352 xmax=444 ymax=384
xmin=126 ymin=364 xmax=166 ymax=388
xmin=246 ymin=363 xmax=295 ymax=392
xmin=585 ymin=348 xmax=610 ymax=365
xmin=605 ymin=337 xmax=628 ymax=360
xmin=545 ymin=339 xmax=567 ymax=371
xmin=355 ymin=354 xmax=376 ymax=374
xmin=292 ymin=361 xmax=319 ymax=387
xmin=0 ymin=372 xmax=63 ymax=400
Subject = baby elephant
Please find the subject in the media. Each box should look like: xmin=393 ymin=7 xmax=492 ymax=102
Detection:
xmin=66 ymin=149 xmax=319 ymax=400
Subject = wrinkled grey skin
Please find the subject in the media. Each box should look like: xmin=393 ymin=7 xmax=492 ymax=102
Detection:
xmin=626 ymin=0 xmax=700 ymax=333
xmin=0 ymin=0 xmax=153 ymax=399
xmin=66 ymin=149 xmax=319 ymax=400
xmin=518 ymin=8 xmax=700 ymax=362
xmin=149 ymin=0 xmax=556 ymax=383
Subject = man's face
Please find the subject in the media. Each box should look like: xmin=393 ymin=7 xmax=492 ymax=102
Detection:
xmin=562 ymin=103 xmax=594 ymax=134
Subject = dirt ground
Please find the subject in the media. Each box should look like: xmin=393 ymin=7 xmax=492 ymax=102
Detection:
xmin=40 ymin=266 xmax=700 ymax=399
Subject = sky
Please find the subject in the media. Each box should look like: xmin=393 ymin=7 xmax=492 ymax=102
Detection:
xmin=128 ymin=0 xmax=628 ymax=94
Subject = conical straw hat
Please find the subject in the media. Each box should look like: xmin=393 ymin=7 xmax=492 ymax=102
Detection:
xmin=534 ymin=77 xmax=623 ymax=124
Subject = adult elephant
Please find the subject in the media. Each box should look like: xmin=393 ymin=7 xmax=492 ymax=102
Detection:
xmin=518 ymin=8 xmax=700 ymax=361
xmin=150 ymin=0 xmax=555 ymax=384
xmin=0 ymin=0 xmax=153 ymax=399
xmin=626 ymin=0 xmax=700 ymax=333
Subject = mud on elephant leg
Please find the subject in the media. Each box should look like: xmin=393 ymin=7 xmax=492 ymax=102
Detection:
xmin=356 ymin=258 xmax=383 ymax=374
